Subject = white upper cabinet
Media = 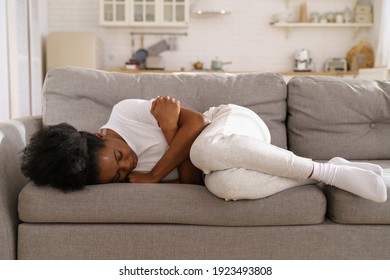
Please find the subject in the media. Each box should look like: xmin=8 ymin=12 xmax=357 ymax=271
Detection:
xmin=100 ymin=0 xmax=189 ymax=27
xmin=161 ymin=0 xmax=188 ymax=26
xmin=100 ymin=0 xmax=130 ymax=26
xmin=132 ymin=0 xmax=157 ymax=24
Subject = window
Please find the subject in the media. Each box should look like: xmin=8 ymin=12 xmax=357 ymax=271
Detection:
xmin=1 ymin=0 xmax=42 ymax=121
xmin=374 ymin=0 xmax=390 ymax=68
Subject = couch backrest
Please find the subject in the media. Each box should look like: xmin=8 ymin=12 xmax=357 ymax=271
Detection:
xmin=287 ymin=76 xmax=390 ymax=160
xmin=42 ymin=67 xmax=288 ymax=148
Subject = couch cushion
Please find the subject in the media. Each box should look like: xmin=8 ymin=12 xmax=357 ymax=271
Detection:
xmin=325 ymin=160 xmax=390 ymax=225
xmin=287 ymin=76 xmax=390 ymax=159
xmin=43 ymin=67 xmax=288 ymax=148
xmin=19 ymin=182 xmax=326 ymax=226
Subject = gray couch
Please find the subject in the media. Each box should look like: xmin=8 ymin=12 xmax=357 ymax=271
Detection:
xmin=1 ymin=67 xmax=390 ymax=260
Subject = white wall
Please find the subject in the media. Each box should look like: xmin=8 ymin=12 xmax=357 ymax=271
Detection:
xmin=46 ymin=0 xmax=374 ymax=72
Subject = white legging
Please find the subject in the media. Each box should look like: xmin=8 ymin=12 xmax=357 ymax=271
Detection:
xmin=189 ymin=104 xmax=314 ymax=201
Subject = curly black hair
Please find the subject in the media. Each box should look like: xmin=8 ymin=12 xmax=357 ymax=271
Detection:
xmin=21 ymin=123 xmax=105 ymax=191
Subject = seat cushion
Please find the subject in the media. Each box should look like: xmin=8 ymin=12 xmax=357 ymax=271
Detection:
xmin=42 ymin=67 xmax=288 ymax=148
xmin=287 ymin=76 xmax=390 ymax=160
xmin=325 ymin=160 xmax=390 ymax=225
xmin=19 ymin=182 xmax=326 ymax=226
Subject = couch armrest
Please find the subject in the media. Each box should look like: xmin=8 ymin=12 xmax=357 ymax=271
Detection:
xmin=0 ymin=116 xmax=42 ymax=259
xmin=11 ymin=115 xmax=43 ymax=144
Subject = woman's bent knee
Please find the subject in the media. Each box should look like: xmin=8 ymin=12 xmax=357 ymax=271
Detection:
xmin=204 ymin=171 xmax=241 ymax=201
xmin=189 ymin=133 xmax=224 ymax=174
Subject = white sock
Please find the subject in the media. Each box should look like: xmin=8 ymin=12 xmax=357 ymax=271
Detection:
xmin=328 ymin=157 xmax=383 ymax=176
xmin=310 ymin=162 xmax=387 ymax=203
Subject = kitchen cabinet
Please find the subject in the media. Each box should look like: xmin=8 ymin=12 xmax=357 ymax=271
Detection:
xmin=100 ymin=0 xmax=129 ymax=26
xmin=132 ymin=0 xmax=157 ymax=24
xmin=100 ymin=0 xmax=189 ymax=27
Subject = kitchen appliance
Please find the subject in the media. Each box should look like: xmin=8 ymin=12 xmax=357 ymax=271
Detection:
xmin=192 ymin=0 xmax=232 ymax=15
xmin=147 ymin=39 xmax=170 ymax=56
xmin=325 ymin=58 xmax=347 ymax=72
xmin=144 ymin=39 xmax=170 ymax=70
xmin=145 ymin=56 xmax=165 ymax=70
xmin=46 ymin=32 xmax=100 ymax=69
xmin=211 ymin=58 xmax=232 ymax=71
xmin=193 ymin=61 xmax=204 ymax=70
xmin=294 ymin=49 xmax=312 ymax=72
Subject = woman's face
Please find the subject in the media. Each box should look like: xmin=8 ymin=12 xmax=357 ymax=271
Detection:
xmin=97 ymin=137 xmax=138 ymax=184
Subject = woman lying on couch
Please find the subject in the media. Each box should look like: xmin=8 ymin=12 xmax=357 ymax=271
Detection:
xmin=21 ymin=96 xmax=387 ymax=203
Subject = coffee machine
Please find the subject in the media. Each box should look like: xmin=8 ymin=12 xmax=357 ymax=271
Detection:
xmin=294 ymin=49 xmax=312 ymax=72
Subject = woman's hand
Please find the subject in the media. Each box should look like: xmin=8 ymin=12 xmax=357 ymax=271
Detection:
xmin=151 ymin=96 xmax=180 ymax=132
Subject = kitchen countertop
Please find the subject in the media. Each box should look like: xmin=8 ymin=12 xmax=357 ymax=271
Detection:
xmin=280 ymin=71 xmax=358 ymax=76
xmin=106 ymin=69 xmax=359 ymax=76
